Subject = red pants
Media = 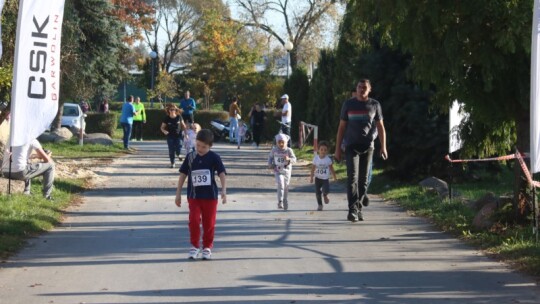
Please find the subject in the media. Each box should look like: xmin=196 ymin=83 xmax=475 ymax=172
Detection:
xmin=188 ymin=198 xmax=218 ymax=249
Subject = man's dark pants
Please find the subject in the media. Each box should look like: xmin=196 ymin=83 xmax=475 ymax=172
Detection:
xmin=345 ymin=144 xmax=373 ymax=213
xmin=182 ymin=113 xmax=193 ymax=124
xmin=281 ymin=123 xmax=291 ymax=147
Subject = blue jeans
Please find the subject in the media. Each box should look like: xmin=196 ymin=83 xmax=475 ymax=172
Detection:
xmin=167 ymin=136 xmax=182 ymax=164
xmin=345 ymin=144 xmax=374 ymax=213
xmin=121 ymin=122 xmax=132 ymax=148
xmin=229 ymin=117 xmax=238 ymax=142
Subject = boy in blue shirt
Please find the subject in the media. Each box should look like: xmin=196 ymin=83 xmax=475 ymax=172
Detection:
xmin=175 ymin=129 xmax=227 ymax=260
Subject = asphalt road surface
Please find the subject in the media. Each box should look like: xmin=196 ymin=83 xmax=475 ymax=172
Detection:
xmin=0 ymin=141 xmax=539 ymax=304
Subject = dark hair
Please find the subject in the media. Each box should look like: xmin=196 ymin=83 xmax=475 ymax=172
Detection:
xmin=358 ymin=79 xmax=371 ymax=86
xmin=232 ymin=96 xmax=238 ymax=102
xmin=319 ymin=140 xmax=330 ymax=149
xmin=196 ymin=129 xmax=214 ymax=146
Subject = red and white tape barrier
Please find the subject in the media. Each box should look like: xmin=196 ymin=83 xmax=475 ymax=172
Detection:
xmin=445 ymin=151 xmax=540 ymax=188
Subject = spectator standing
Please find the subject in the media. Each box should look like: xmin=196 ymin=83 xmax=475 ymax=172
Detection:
xmin=80 ymin=100 xmax=89 ymax=113
xmin=180 ymin=90 xmax=196 ymax=123
xmin=249 ymin=103 xmax=266 ymax=148
xmin=99 ymin=99 xmax=109 ymax=113
xmin=280 ymin=94 xmax=292 ymax=146
xmin=120 ymin=95 xmax=138 ymax=150
xmin=334 ymin=79 xmax=388 ymax=222
xmin=132 ymin=96 xmax=147 ymax=141
xmin=228 ymin=97 xmax=241 ymax=143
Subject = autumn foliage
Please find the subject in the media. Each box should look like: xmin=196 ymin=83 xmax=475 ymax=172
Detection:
xmin=110 ymin=0 xmax=155 ymax=45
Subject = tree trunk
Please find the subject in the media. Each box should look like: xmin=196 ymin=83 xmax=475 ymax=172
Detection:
xmin=289 ymin=49 xmax=298 ymax=72
xmin=50 ymin=102 xmax=64 ymax=132
xmin=513 ymin=107 xmax=531 ymax=223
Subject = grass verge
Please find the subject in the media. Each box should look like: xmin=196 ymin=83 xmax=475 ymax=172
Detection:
xmin=295 ymin=145 xmax=540 ymax=277
xmin=42 ymin=138 xmax=126 ymax=158
xmin=1 ymin=141 xmax=125 ymax=259
xmin=0 ymin=178 xmax=85 ymax=260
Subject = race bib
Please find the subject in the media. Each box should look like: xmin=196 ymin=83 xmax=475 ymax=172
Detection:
xmin=274 ymin=156 xmax=287 ymax=166
xmin=192 ymin=169 xmax=211 ymax=187
xmin=315 ymin=165 xmax=329 ymax=179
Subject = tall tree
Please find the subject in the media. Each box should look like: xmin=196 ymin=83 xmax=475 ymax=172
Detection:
xmin=110 ymin=0 xmax=155 ymax=45
xmin=64 ymin=0 xmax=128 ymax=100
xmin=0 ymin=0 xmax=18 ymax=126
xmin=349 ymin=0 xmax=532 ymax=219
xmin=144 ymin=0 xmax=228 ymax=74
xmin=233 ymin=0 xmax=343 ymax=70
xmin=194 ymin=9 xmax=260 ymax=107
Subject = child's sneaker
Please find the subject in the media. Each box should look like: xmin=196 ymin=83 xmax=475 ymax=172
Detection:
xmin=317 ymin=205 xmax=323 ymax=211
xmin=283 ymin=201 xmax=288 ymax=211
xmin=324 ymin=195 xmax=330 ymax=204
xmin=202 ymin=248 xmax=212 ymax=260
xmin=188 ymin=247 xmax=200 ymax=259
xmin=278 ymin=201 xmax=284 ymax=209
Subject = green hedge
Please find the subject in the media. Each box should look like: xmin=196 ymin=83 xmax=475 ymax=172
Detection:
xmin=85 ymin=112 xmax=119 ymax=136
xmin=101 ymin=107 xmax=283 ymax=142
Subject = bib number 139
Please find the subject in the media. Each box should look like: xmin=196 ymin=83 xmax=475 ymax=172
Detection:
xmin=192 ymin=169 xmax=211 ymax=187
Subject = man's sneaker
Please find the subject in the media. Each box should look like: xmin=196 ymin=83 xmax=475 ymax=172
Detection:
xmin=362 ymin=195 xmax=370 ymax=207
xmin=347 ymin=211 xmax=359 ymax=222
xmin=202 ymin=248 xmax=212 ymax=260
xmin=178 ymin=155 xmax=183 ymax=162
xmin=23 ymin=190 xmax=31 ymax=195
xmin=317 ymin=205 xmax=323 ymax=211
xmin=188 ymin=247 xmax=200 ymax=259
xmin=278 ymin=201 xmax=284 ymax=209
xmin=170 ymin=163 xmax=175 ymax=168
xmin=283 ymin=201 xmax=288 ymax=211
xmin=323 ymin=195 xmax=330 ymax=204
xmin=357 ymin=210 xmax=364 ymax=221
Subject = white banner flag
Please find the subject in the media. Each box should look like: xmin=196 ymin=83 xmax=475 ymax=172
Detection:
xmin=449 ymin=100 xmax=467 ymax=153
xmin=9 ymin=0 xmax=65 ymax=147
xmin=532 ymin=0 xmax=540 ymax=173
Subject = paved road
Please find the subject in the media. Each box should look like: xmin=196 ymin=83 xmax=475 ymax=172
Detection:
xmin=0 ymin=141 xmax=539 ymax=304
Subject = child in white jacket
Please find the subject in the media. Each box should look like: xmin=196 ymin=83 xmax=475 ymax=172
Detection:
xmin=268 ymin=133 xmax=296 ymax=210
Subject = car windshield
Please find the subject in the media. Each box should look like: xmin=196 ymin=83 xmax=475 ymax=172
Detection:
xmin=63 ymin=105 xmax=79 ymax=117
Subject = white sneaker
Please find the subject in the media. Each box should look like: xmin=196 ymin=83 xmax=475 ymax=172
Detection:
xmin=170 ymin=163 xmax=175 ymax=168
xmin=188 ymin=247 xmax=200 ymax=259
xmin=278 ymin=201 xmax=283 ymax=209
xmin=202 ymin=248 xmax=212 ymax=260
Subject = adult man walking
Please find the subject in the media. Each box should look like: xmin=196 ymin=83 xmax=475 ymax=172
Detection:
xmin=280 ymin=94 xmax=292 ymax=146
xmin=180 ymin=90 xmax=196 ymax=123
xmin=228 ymin=97 xmax=241 ymax=143
xmin=334 ymin=79 xmax=387 ymax=222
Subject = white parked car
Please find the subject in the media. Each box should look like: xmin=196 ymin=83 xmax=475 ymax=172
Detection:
xmin=61 ymin=103 xmax=86 ymax=129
